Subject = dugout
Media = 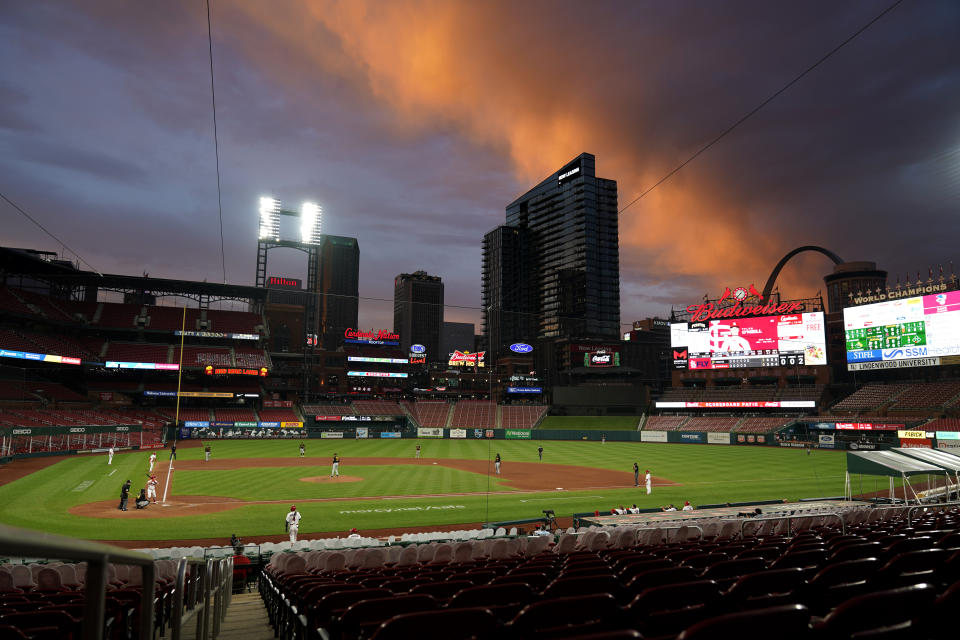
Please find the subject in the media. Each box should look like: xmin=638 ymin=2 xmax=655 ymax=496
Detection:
xmin=844 ymin=450 xmax=949 ymax=504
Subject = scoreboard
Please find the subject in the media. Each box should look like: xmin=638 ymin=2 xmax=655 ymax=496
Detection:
xmin=670 ymin=312 xmax=826 ymax=370
xmin=844 ymin=290 xmax=960 ymax=370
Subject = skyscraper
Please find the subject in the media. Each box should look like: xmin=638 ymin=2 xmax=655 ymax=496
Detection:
xmin=393 ymin=270 xmax=443 ymax=360
xmin=316 ymin=235 xmax=359 ymax=349
xmin=482 ymin=153 xmax=620 ymax=360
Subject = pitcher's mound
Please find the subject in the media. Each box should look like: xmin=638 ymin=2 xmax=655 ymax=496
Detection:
xmin=299 ymin=475 xmax=363 ymax=484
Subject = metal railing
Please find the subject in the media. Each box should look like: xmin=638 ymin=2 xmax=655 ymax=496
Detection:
xmin=635 ymin=524 xmax=704 ymax=542
xmin=169 ymin=555 xmax=233 ymax=640
xmin=0 ymin=522 xmax=154 ymax=640
xmin=907 ymin=501 xmax=960 ymax=527
xmin=739 ymin=512 xmax=846 ymax=537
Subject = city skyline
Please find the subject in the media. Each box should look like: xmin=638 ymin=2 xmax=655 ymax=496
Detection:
xmin=1 ymin=1 xmax=957 ymax=332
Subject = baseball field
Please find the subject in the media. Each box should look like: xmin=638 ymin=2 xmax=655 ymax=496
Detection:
xmin=0 ymin=439 xmax=853 ymax=546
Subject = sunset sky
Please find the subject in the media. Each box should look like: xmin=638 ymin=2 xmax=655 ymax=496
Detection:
xmin=2 ymin=1 xmax=957 ymax=331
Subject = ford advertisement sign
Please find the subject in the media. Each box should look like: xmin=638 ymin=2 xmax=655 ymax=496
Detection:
xmin=510 ymin=343 xmax=533 ymax=354
xmin=410 ymin=344 xmax=426 ymax=354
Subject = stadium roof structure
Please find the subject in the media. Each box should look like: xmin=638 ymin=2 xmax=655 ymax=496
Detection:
xmin=845 ymin=450 xmax=949 ymax=505
xmin=890 ymin=447 xmax=960 ymax=475
xmin=0 ymin=246 xmax=267 ymax=306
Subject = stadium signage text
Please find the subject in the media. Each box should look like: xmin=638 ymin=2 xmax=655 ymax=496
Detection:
xmin=510 ymin=343 xmax=533 ymax=354
xmin=0 ymin=349 xmax=82 ymax=365
xmin=835 ymin=422 xmax=902 ymax=431
xmin=848 ymin=357 xmax=940 ymax=371
xmin=655 ymin=401 xmax=815 ymax=408
xmin=344 ymin=328 xmax=399 ymax=341
xmin=267 ymin=276 xmax=301 ymax=289
xmin=558 ymin=165 xmax=580 ymax=182
xmin=507 ymin=387 xmax=543 ymax=394
xmin=685 ymin=301 xmax=803 ymax=323
xmin=346 ymin=371 xmax=409 ymax=378
xmin=410 ymin=344 xmax=426 ymax=354
xmin=449 ymin=350 xmax=485 ymax=367
xmin=851 ymin=281 xmax=952 ymax=305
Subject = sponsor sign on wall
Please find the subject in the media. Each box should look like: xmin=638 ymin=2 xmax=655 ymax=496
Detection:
xmin=678 ymin=432 xmax=706 ymax=444
xmin=899 ymin=438 xmax=931 ymax=448
xmin=449 ymin=428 xmax=467 ymax=439
xmin=263 ymin=400 xmax=294 ymax=408
xmin=510 ymin=343 xmax=533 ymax=353
xmin=316 ymin=416 xmax=343 ymax=421
xmin=937 ymin=439 xmax=960 ymax=450
xmin=641 ymin=430 xmax=668 ymax=443
xmin=898 ymin=430 xmax=927 ymax=439
xmin=417 ymin=427 xmax=444 ymax=438
xmin=380 ymin=432 xmax=401 ymax=438
xmin=259 ymin=422 xmax=280 ymax=428
xmin=184 ymin=421 xmax=209 ymax=428
xmin=707 ymin=432 xmax=731 ymax=445
xmin=320 ymin=431 xmax=344 ymax=439
xmin=356 ymin=427 xmax=368 ymax=439
xmin=507 ymin=387 xmax=543 ymax=394
xmin=819 ymin=434 xmax=836 ymax=449
xmin=656 ymin=401 xmax=816 ymax=409
xmin=281 ymin=422 xmax=303 ymax=429
xmin=505 ymin=429 xmax=532 ymax=440
xmin=848 ymin=441 xmax=877 ymax=450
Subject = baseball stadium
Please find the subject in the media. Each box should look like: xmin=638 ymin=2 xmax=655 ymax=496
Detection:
xmin=2 ymin=242 xmax=959 ymax=640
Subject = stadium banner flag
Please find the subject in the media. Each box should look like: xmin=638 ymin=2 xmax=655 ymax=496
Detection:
xmin=320 ymin=431 xmax=344 ymax=439
xmin=417 ymin=427 xmax=443 ymax=438
xmin=281 ymin=421 xmax=304 ymax=429
xmin=449 ymin=428 xmax=467 ymax=439
xmin=505 ymin=429 xmax=532 ymax=440
xmin=380 ymin=431 xmax=401 ymax=438
xmin=818 ymin=434 xmax=836 ymax=449
xmin=707 ymin=432 xmax=732 ymax=445
xmin=640 ymin=430 xmax=668 ymax=443
xmin=355 ymin=427 xmax=368 ymax=439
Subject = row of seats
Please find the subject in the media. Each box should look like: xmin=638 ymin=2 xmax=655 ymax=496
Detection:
xmin=259 ymin=506 xmax=960 ymax=640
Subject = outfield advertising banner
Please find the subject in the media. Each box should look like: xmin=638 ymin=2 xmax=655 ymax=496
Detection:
xmin=355 ymin=427 xmax=368 ymax=439
xmin=937 ymin=439 xmax=960 ymax=450
xmin=417 ymin=427 xmax=443 ymax=438
xmin=707 ymin=432 xmax=731 ymax=445
xmin=505 ymin=430 xmax=532 ymax=440
xmin=678 ymin=432 xmax=706 ymax=444
xmin=281 ymin=422 xmax=303 ymax=429
xmin=736 ymin=434 xmax=767 ymax=444
xmin=819 ymin=434 xmax=836 ymax=449
xmin=184 ymin=421 xmax=209 ymax=428
xmin=449 ymin=429 xmax=467 ymax=439
xmin=259 ymin=422 xmax=281 ymax=429
xmin=320 ymin=432 xmax=344 ymax=439
xmin=641 ymin=430 xmax=668 ymax=443
xmin=380 ymin=432 xmax=401 ymax=438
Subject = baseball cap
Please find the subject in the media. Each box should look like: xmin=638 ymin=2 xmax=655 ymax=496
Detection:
xmin=290 ymin=505 xmax=296 ymax=511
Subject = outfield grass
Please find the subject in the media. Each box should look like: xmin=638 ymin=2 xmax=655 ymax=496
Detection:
xmin=538 ymin=416 xmax=641 ymax=430
xmin=0 ymin=439 xmax=857 ymax=542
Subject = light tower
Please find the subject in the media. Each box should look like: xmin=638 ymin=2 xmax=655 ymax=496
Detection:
xmin=254 ymin=196 xmax=323 ymax=399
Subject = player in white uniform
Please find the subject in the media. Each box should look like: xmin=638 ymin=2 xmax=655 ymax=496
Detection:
xmin=645 ymin=470 xmax=652 ymax=495
xmin=146 ymin=474 xmax=159 ymax=503
xmin=285 ymin=505 xmax=302 ymax=543
xmin=108 ymin=447 xmax=114 ymax=465
xmin=148 ymin=452 xmax=157 ymax=472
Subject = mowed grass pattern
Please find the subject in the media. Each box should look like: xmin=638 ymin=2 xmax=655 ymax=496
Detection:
xmin=0 ymin=440 xmax=851 ymax=541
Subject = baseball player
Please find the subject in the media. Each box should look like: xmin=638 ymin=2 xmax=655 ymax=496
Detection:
xmin=108 ymin=446 xmax=114 ymax=465
xmin=538 ymin=446 xmax=543 ymax=461
xmin=299 ymin=442 xmax=305 ymax=457
xmin=146 ymin=474 xmax=159 ymax=503
xmin=633 ymin=462 xmax=639 ymax=487
xmin=204 ymin=444 xmax=211 ymax=462
xmin=330 ymin=453 xmax=340 ymax=477
xmin=285 ymin=505 xmax=302 ymax=543
xmin=494 ymin=453 xmax=501 ymax=474
xmin=415 ymin=444 xmax=421 ymax=459
xmin=645 ymin=469 xmax=652 ymax=495
xmin=148 ymin=452 xmax=157 ymax=472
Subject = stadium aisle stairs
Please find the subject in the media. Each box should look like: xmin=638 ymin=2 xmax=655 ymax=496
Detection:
xmin=168 ymin=592 xmax=273 ymax=640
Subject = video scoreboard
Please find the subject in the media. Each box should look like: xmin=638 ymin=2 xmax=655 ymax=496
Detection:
xmin=670 ymin=312 xmax=826 ymax=370
xmin=844 ymin=290 xmax=960 ymax=370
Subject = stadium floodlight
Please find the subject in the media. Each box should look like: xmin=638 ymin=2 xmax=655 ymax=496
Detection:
xmin=258 ymin=196 xmax=281 ymax=241
xmin=300 ymin=201 xmax=323 ymax=244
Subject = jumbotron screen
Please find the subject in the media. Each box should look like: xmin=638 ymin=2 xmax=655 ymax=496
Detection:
xmin=843 ymin=290 xmax=960 ymax=371
xmin=670 ymin=312 xmax=826 ymax=370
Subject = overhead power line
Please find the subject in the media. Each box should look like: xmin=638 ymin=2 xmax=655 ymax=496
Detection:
xmin=618 ymin=0 xmax=906 ymax=216
xmin=0 ymin=190 xmax=102 ymax=276
xmin=206 ymin=0 xmax=227 ymax=284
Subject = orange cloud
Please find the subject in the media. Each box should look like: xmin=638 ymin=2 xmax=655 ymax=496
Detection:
xmin=230 ymin=0 xmax=826 ymax=299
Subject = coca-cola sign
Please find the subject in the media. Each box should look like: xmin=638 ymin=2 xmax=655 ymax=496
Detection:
xmin=586 ymin=349 xmax=619 ymax=367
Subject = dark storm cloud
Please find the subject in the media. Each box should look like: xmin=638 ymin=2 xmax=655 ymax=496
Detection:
xmin=1 ymin=0 xmax=957 ymax=329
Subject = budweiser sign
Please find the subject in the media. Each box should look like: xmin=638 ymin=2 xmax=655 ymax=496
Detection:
xmin=448 ymin=350 xmax=485 ymax=366
xmin=685 ymin=301 xmax=803 ymax=323
xmin=344 ymin=328 xmax=400 ymax=341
